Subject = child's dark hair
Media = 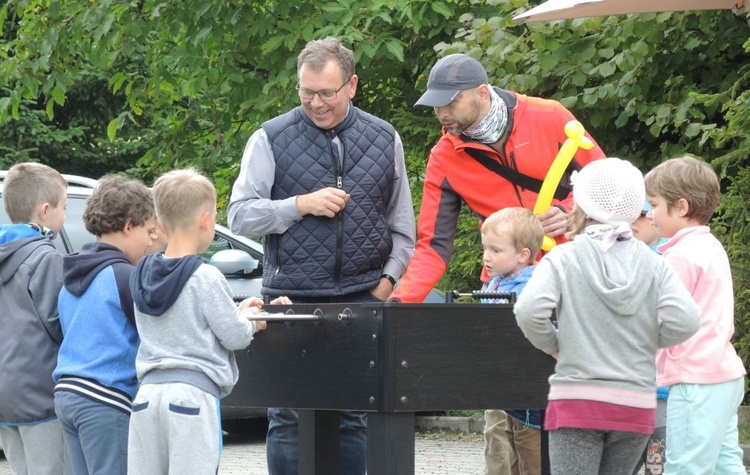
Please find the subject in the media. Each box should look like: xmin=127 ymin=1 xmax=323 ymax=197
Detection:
xmin=83 ymin=175 xmax=154 ymax=237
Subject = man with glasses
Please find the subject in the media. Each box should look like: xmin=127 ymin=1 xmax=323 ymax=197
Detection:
xmin=228 ymin=37 xmax=415 ymax=475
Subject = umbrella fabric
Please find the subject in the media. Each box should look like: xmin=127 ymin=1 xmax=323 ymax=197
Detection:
xmin=512 ymin=0 xmax=746 ymax=24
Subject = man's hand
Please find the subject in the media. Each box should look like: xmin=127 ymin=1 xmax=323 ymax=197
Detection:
xmin=296 ymin=187 xmax=350 ymax=218
xmin=370 ymin=277 xmax=394 ymax=301
xmin=537 ymin=206 xmax=568 ymax=237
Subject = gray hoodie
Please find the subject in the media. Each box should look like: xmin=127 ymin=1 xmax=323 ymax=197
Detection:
xmin=131 ymin=253 xmax=256 ymax=399
xmin=514 ymin=234 xmax=700 ymax=408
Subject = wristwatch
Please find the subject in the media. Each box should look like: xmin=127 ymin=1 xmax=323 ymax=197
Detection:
xmin=381 ymin=274 xmax=397 ymax=287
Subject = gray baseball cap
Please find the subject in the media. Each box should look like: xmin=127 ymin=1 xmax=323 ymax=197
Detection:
xmin=414 ymin=54 xmax=489 ymax=107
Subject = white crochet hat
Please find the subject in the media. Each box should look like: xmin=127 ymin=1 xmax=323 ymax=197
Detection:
xmin=573 ymin=158 xmax=645 ymax=225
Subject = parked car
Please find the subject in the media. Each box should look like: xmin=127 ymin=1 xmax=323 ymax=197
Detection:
xmin=1 ymin=172 xmax=443 ymax=422
xmin=0 ymin=173 xmax=266 ymax=419
xmin=0 ymin=171 xmax=265 ymax=296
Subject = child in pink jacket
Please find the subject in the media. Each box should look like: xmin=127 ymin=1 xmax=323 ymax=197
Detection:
xmin=645 ymin=156 xmax=746 ymax=475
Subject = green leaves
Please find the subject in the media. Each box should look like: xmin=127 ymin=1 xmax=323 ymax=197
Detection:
xmin=2 ymin=0 xmax=750 ymax=346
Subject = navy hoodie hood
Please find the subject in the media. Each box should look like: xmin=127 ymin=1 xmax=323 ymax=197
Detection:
xmin=62 ymin=242 xmax=136 ymax=321
xmin=62 ymin=242 xmax=132 ymax=297
xmin=130 ymin=252 xmax=203 ymax=316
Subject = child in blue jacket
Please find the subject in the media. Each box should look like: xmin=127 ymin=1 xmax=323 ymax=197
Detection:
xmin=53 ymin=175 xmax=158 ymax=475
xmin=480 ymin=207 xmax=545 ymax=475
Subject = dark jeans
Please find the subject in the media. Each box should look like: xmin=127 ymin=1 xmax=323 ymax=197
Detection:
xmin=55 ymin=390 xmax=129 ymax=475
xmin=266 ymin=408 xmax=367 ymax=475
xmin=265 ymin=289 xmax=379 ymax=475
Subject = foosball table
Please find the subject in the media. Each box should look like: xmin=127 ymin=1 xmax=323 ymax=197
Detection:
xmin=222 ymin=298 xmax=556 ymax=474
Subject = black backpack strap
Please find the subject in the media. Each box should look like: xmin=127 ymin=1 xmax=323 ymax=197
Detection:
xmin=464 ymin=147 xmax=573 ymax=202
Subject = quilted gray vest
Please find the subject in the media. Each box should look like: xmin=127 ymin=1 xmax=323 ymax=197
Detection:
xmin=261 ymin=106 xmax=395 ymax=297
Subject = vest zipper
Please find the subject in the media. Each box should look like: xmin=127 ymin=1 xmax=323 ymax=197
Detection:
xmin=329 ymin=136 xmax=344 ymax=294
xmin=273 ymin=234 xmax=280 ymax=275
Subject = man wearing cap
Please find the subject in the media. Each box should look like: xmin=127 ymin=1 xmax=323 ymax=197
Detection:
xmin=391 ymin=53 xmax=604 ymax=303
xmin=389 ymin=54 xmax=605 ymax=474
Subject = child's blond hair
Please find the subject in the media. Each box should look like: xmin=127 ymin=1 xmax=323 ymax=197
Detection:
xmin=482 ymin=207 xmax=544 ymax=258
xmin=3 ymin=162 xmax=67 ymax=223
xmin=565 ymin=205 xmax=590 ymax=240
xmin=644 ymin=156 xmax=719 ymax=225
xmin=152 ymin=168 xmax=216 ymax=233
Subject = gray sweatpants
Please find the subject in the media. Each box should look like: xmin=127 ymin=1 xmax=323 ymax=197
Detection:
xmin=0 ymin=419 xmax=68 ymax=475
xmin=127 ymin=383 xmax=222 ymax=475
xmin=549 ymin=428 xmax=648 ymax=475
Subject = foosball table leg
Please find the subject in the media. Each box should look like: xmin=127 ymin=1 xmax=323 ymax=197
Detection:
xmin=366 ymin=412 xmax=416 ymax=475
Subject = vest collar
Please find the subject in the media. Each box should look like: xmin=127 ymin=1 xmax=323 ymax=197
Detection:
xmin=297 ymin=103 xmax=357 ymax=137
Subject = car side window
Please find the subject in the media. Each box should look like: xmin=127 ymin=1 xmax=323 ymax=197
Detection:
xmin=64 ymin=196 xmax=95 ymax=252
xmin=202 ymin=234 xmax=232 ymax=261
xmin=0 ymin=199 xmax=8 ymax=224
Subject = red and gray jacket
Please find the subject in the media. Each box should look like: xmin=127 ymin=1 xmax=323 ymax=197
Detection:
xmin=392 ymin=89 xmax=605 ymax=303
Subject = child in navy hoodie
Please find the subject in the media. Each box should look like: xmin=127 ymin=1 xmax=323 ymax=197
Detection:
xmin=53 ymin=175 xmax=157 ymax=475
xmin=127 ymin=168 xmax=279 ymax=474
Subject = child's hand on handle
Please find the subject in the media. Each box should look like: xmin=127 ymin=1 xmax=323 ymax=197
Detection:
xmin=239 ymin=297 xmax=266 ymax=332
xmin=239 ymin=296 xmax=293 ymax=333
xmin=239 ymin=296 xmax=264 ymax=312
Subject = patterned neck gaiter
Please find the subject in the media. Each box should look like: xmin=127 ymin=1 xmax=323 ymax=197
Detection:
xmin=28 ymin=222 xmax=54 ymax=238
xmin=463 ymin=87 xmax=508 ymax=144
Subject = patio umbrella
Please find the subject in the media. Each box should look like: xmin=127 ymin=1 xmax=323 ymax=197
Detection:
xmin=512 ymin=0 xmax=747 ymax=24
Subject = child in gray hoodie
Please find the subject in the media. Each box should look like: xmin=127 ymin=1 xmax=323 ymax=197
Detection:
xmin=127 ymin=168 xmax=283 ymax=474
xmin=514 ymin=158 xmax=701 ymax=475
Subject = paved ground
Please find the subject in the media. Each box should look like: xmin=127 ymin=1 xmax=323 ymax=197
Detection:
xmin=218 ymin=429 xmax=484 ymax=474
xmin=1 ymin=418 xmax=747 ymax=474
xmin=0 ymin=422 xmax=485 ymax=475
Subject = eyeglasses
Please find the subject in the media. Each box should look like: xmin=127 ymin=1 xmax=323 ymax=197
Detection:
xmin=296 ymin=77 xmax=351 ymax=101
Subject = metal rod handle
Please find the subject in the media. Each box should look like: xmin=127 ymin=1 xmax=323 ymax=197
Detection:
xmin=243 ymin=312 xmax=321 ymax=321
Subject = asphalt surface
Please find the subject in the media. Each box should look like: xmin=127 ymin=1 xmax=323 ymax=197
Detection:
xmin=1 ymin=416 xmax=747 ymax=474
xmin=217 ymin=424 xmax=486 ymax=474
xmin=0 ymin=418 xmax=485 ymax=475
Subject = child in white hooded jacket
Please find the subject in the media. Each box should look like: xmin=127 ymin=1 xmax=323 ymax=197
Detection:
xmin=514 ymin=158 xmax=700 ymax=475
